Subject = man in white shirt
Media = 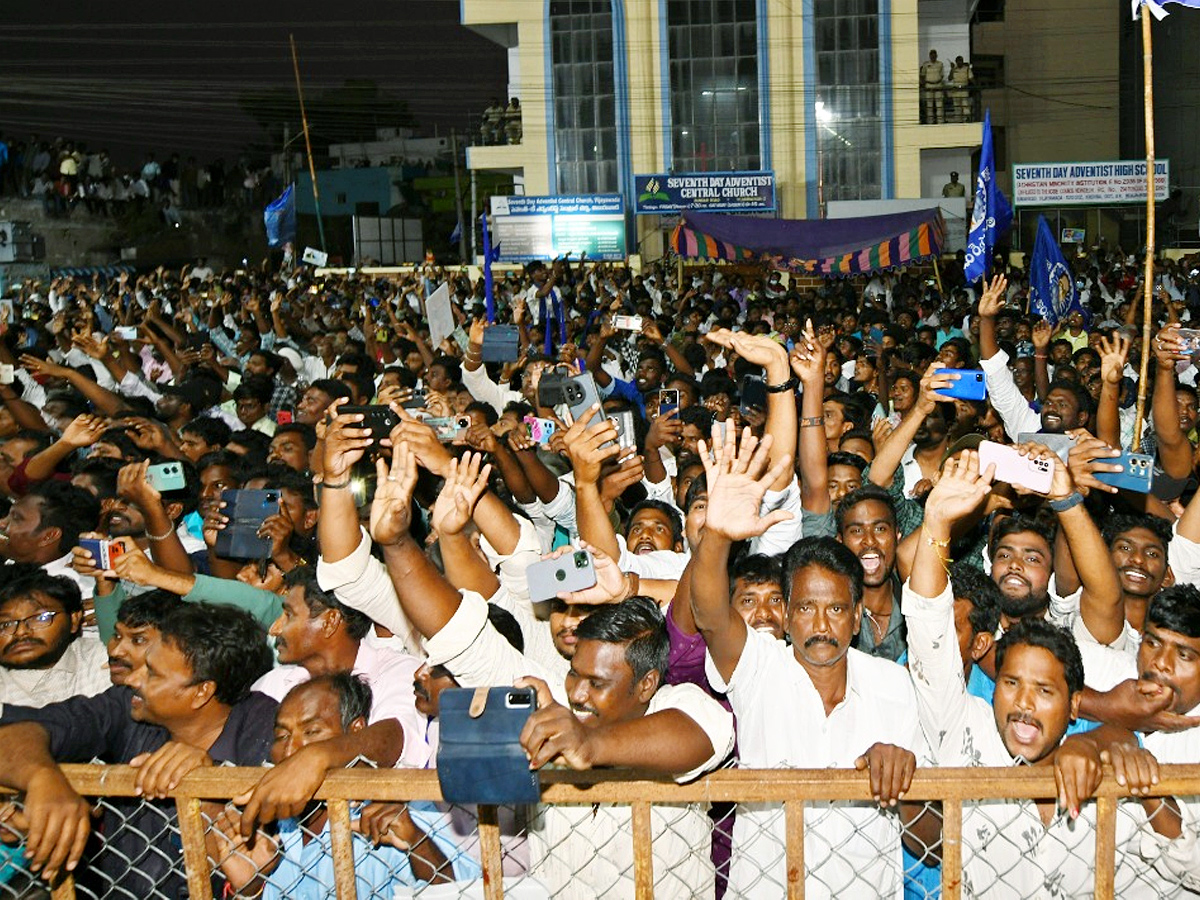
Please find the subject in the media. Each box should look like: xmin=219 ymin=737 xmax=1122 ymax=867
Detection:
xmin=690 ymin=429 xmax=933 ymax=898
xmin=367 ymin=442 xmax=735 ymax=899
xmin=0 ymin=568 xmax=109 ymax=707
xmin=905 ymin=451 xmax=1182 ymax=897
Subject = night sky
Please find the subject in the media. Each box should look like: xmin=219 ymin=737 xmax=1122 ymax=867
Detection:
xmin=0 ymin=0 xmax=509 ymax=166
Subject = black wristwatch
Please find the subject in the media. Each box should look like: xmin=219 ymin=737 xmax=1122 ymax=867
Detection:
xmin=765 ymin=376 xmax=798 ymax=394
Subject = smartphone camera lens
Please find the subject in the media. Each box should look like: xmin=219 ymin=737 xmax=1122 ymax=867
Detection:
xmin=574 ymin=551 xmax=589 ymax=568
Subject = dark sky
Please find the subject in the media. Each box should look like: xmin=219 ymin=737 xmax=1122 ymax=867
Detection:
xmin=0 ymin=0 xmax=509 ymax=166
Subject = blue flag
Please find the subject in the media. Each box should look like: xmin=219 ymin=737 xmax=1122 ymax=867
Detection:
xmin=263 ymin=185 xmax=296 ymax=248
xmin=1135 ymin=0 xmax=1200 ymax=19
xmin=1029 ymin=215 xmax=1086 ymax=328
xmin=449 ymin=219 xmax=462 ymax=246
xmin=964 ymin=110 xmax=1012 ymax=285
xmin=480 ymin=213 xmax=497 ymax=323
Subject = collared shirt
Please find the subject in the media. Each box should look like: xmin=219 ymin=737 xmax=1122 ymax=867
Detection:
xmin=0 ymin=634 xmax=110 ymax=708
xmin=0 ymin=686 xmax=276 ymax=899
xmin=855 ymin=578 xmax=907 ymax=663
xmin=252 ymin=641 xmax=430 ymax=769
xmin=706 ymin=630 xmax=927 ymax=899
xmin=903 ymin=580 xmax=1158 ymax=898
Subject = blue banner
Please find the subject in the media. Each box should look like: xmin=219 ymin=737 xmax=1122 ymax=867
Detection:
xmin=634 ymin=172 xmax=776 ymax=214
xmin=263 ymin=185 xmax=296 ymax=248
xmin=480 ymin=213 xmax=500 ymax=324
xmin=1029 ymin=215 xmax=1086 ymax=328
xmin=964 ymin=110 xmax=1012 ymax=284
xmin=1137 ymin=0 xmax=1200 ymax=19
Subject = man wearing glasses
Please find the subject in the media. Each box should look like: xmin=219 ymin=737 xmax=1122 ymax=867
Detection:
xmin=0 ymin=566 xmax=108 ymax=708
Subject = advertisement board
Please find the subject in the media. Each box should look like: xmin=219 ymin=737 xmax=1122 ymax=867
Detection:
xmin=489 ymin=194 xmax=626 ymax=261
xmin=1012 ymin=160 xmax=1169 ymax=207
xmin=634 ymin=172 xmax=776 ymax=214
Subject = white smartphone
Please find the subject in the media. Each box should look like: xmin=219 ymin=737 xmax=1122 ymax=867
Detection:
xmin=978 ymin=440 xmax=1054 ymax=494
xmin=115 ymin=326 xmax=139 ymax=340
xmin=612 ymin=314 xmax=643 ymax=332
xmin=0 ymin=364 xmax=13 ymax=386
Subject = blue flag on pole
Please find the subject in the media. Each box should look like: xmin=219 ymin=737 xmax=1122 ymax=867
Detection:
xmin=1135 ymin=0 xmax=1200 ymax=19
xmin=480 ymin=213 xmax=498 ymax=323
xmin=963 ymin=110 xmax=1012 ymax=285
xmin=264 ymin=185 xmax=296 ymax=248
xmin=1029 ymin=215 xmax=1086 ymax=328
xmin=449 ymin=219 xmax=462 ymax=246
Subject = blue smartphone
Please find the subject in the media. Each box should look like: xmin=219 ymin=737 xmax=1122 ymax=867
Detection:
xmin=934 ymin=368 xmax=987 ymax=402
xmin=1093 ymin=451 xmax=1154 ymax=494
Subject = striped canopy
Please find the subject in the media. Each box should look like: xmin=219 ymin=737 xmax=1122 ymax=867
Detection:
xmin=671 ymin=208 xmax=946 ymax=277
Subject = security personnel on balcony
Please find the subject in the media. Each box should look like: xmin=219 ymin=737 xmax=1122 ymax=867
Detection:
xmin=949 ymin=56 xmax=973 ymax=122
xmin=921 ymin=50 xmax=946 ymax=124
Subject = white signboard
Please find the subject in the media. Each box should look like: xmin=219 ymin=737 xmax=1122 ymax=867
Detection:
xmin=301 ymin=246 xmax=328 ymax=266
xmin=425 ymin=282 xmax=454 ymax=351
xmin=1012 ymin=160 xmax=1169 ymax=207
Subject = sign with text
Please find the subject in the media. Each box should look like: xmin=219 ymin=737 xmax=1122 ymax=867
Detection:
xmin=1012 ymin=160 xmax=1170 ymax=206
xmin=489 ymin=194 xmax=626 ymax=261
xmin=634 ymin=172 xmax=776 ymax=214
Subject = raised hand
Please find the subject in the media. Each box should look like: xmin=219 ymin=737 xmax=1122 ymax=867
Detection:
xmin=924 ymin=449 xmax=993 ymax=528
xmin=698 ymin=422 xmax=793 ymax=541
xmin=1066 ymin=433 xmax=1123 ymax=496
xmin=561 ymin=408 xmax=620 ymax=486
xmin=321 ymin=399 xmax=373 ymax=483
xmin=977 ymin=273 xmax=1009 ymax=318
xmin=60 ymin=414 xmax=108 ymax=450
xmin=430 ymin=452 xmax=493 ymax=538
xmin=1032 ymin=319 xmax=1053 ymax=351
xmin=916 ymin=362 xmax=958 ymax=415
xmin=1097 ymin=332 xmax=1130 ymax=386
xmin=1154 ymin=323 xmax=1191 ymax=365
xmin=788 ymin=320 xmax=826 ymax=386
xmin=369 ymin=440 xmax=418 ymax=547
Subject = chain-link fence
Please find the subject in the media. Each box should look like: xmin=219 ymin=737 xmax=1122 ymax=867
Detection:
xmin=1 ymin=762 xmax=1199 ymax=899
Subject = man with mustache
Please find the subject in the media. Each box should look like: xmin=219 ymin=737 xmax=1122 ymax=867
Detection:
xmin=0 ymin=568 xmax=108 ymax=705
xmin=905 ymin=451 xmax=1181 ymax=896
xmin=690 ymin=428 xmax=934 ymax=898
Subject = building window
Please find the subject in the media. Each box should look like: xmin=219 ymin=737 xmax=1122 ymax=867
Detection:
xmin=814 ymin=0 xmax=881 ymax=201
xmin=550 ymin=0 xmax=618 ymax=194
xmin=667 ymin=0 xmax=761 ymax=172
xmin=971 ymin=54 xmax=1005 ymax=90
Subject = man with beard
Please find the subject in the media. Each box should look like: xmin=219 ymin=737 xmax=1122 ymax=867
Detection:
xmin=978 ymin=274 xmax=1095 ymax=440
xmin=904 ymin=451 xmax=1182 ymax=897
xmin=837 ymin=485 xmax=904 ymax=661
xmin=0 ymin=604 xmax=275 ymax=890
xmin=0 ymin=568 xmax=108 ymax=705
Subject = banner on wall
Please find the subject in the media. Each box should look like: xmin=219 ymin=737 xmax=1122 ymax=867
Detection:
xmin=1012 ymin=160 xmax=1170 ymax=206
xmin=633 ymin=172 xmax=776 ymax=214
xmin=489 ymin=194 xmax=626 ymax=261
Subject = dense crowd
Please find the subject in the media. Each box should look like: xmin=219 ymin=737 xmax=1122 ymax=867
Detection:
xmin=0 ymin=245 xmax=1198 ymax=897
xmin=0 ymin=133 xmax=280 ymax=220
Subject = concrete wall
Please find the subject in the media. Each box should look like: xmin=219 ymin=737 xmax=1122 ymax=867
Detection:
xmin=974 ymin=0 xmax=1119 ymax=193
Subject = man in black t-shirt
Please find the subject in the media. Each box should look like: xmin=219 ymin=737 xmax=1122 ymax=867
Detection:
xmin=0 ymin=603 xmax=275 ymax=896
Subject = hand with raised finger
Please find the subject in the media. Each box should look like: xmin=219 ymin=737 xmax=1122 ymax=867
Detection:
xmin=854 ymin=742 xmax=917 ymax=808
xmin=130 ymin=741 xmax=213 ymax=799
xmin=788 ymin=320 xmax=826 ymax=387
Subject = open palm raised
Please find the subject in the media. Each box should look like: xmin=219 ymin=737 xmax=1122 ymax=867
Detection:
xmin=699 ymin=422 xmax=794 ymax=542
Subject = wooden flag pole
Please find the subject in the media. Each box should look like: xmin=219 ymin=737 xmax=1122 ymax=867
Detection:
xmin=290 ymin=34 xmax=327 ymax=254
xmin=1133 ymin=6 xmax=1156 ymax=452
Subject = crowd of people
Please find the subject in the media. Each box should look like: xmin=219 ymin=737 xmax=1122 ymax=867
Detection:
xmin=0 ymin=244 xmax=1197 ymax=897
xmin=0 ymin=133 xmax=280 ymax=221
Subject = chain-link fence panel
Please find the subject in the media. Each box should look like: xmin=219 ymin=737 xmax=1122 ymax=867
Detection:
xmin=3 ymin=764 xmax=1198 ymax=899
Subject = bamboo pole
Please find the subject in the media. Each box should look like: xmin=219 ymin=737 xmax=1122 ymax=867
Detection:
xmin=290 ymin=34 xmax=327 ymax=254
xmin=1133 ymin=6 xmax=1156 ymax=451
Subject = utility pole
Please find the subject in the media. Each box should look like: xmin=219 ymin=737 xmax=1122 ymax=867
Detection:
xmin=470 ymin=168 xmax=478 ymax=262
xmin=451 ymin=130 xmax=468 ymax=263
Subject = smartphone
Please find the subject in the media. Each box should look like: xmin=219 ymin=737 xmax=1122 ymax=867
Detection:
xmin=1093 ymin=450 xmax=1154 ymax=494
xmin=340 ymin=405 xmax=400 ymax=443
xmin=115 ymin=326 xmax=139 ymax=341
xmin=1018 ymin=432 xmax=1077 ymax=464
xmin=276 ymin=408 xmax=294 ymax=426
xmin=658 ymin=388 xmax=680 ymax=417
xmin=146 ymin=461 xmax=187 ymax=493
xmin=612 ymin=314 xmax=644 ymax=332
xmin=79 ymin=538 xmax=125 ymax=570
xmin=562 ymin=372 xmax=606 ymax=432
xmin=214 ymin=489 xmax=281 ymax=559
xmin=401 ymin=389 xmax=427 ymax=410
xmin=437 ymin=687 xmax=540 ymax=805
xmin=0 ymin=364 xmax=13 ymax=386
xmin=740 ymin=374 xmax=767 ymax=413
xmin=526 ymin=549 xmax=599 ymax=603
xmin=934 ymin=369 xmax=987 ymax=402
xmin=608 ymin=411 xmax=637 ymax=450
xmin=426 ymin=415 xmax=472 ymax=443
xmin=481 ymin=324 xmax=521 ymax=363
xmin=524 ymin=415 xmax=557 ymax=445
xmin=978 ymin=440 xmax=1054 ymax=494
xmin=1175 ymin=329 xmax=1200 ymax=353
